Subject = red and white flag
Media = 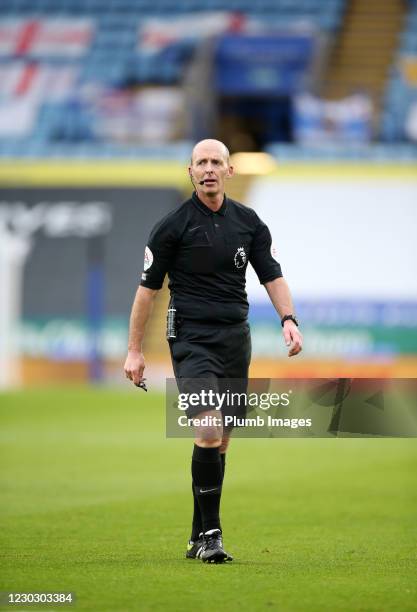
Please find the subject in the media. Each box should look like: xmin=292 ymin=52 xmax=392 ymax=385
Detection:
xmin=0 ymin=61 xmax=78 ymax=101
xmin=0 ymin=18 xmax=94 ymax=57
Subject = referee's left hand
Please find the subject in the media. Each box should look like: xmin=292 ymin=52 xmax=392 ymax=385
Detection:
xmin=283 ymin=321 xmax=303 ymax=357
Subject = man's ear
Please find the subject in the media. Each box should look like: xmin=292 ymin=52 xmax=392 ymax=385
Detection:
xmin=226 ymin=165 xmax=234 ymax=179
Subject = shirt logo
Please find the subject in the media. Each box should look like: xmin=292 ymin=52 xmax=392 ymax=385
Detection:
xmin=234 ymin=246 xmax=247 ymax=269
xmin=144 ymin=246 xmax=153 ymax=271
xmin=271 ymin=243 xmax=279 ymax=262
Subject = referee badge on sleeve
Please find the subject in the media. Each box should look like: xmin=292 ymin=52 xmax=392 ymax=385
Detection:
xmin=144 ymin=246 xmax=153 ymax=271
xmin=271 ymin=243 xmax=279 ymax=262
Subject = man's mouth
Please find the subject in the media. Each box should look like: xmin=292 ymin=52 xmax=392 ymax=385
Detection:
xmin=203 ymin=179 xmax=216 ymax=185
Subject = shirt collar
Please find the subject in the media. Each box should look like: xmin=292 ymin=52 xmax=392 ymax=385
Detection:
xmin=191 ymin=191 xmax=228 ymax=216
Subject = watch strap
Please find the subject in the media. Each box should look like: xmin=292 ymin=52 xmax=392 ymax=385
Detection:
xmin=281 ymin=314 xmax=299 ymax=327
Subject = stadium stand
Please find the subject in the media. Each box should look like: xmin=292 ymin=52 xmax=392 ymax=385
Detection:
xmin=0 ymin=0 xmax=347 ymax=156
xmin=323 ymin=0 xmax=405 ymax=114
xmin=0 ymin=0 xmax=416 ymax=154
xmin=266 ymin=142 xmax=417 ymax=162
xmin=381 ymin=0 xmax=417 ymax=141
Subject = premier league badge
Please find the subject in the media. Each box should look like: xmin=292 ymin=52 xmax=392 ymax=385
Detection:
xmin=234 ymin=246 xmax=247 ymax=269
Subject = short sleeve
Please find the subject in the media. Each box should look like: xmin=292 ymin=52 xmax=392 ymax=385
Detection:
xmin=249 ymin=215 xmax=283 ymax=284
xmin=140 ymin=217 xmax=178 ymax=290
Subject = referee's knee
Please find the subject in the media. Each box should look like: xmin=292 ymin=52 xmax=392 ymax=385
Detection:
xmin=193 ymin=410 xmax=223 ymax=447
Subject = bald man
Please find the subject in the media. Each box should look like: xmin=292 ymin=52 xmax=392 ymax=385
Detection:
xmin=124 ymin=139 xmax=302 ymax=563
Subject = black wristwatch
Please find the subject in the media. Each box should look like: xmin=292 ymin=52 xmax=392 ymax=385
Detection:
xmin=281 ymin=314 xmax=299 ymax=327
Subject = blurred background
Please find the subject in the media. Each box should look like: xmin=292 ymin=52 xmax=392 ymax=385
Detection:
xmin=0 ymin=0 xmax=416 ymax=388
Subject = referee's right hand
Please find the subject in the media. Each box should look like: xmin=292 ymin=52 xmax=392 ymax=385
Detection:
xmin=124 ymin=350 xmax=145 ymax=386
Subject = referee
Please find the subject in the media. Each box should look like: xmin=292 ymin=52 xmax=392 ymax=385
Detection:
xmin=124 ymin=139 xmax=302 ymax=563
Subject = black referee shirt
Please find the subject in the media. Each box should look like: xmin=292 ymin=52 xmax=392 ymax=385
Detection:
xmin=140 ymin=192 xmax=282 ymax=324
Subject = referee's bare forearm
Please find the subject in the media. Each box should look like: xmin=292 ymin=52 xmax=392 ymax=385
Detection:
xmin=264 ymin=277 xmax=295 ymax=319
xmin=127 ymin=285 xmax=158 ymax=352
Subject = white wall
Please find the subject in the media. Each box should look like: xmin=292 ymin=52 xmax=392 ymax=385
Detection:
xmin=246 ymin=174 xmax=417 ymax=301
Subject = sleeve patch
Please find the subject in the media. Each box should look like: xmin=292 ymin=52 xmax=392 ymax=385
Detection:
xmin=144 ymin=246 xmax=153 ymax=271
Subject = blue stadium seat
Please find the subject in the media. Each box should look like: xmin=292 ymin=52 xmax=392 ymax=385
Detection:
xmin=0 ymin=0 xmax=348 ymax=150
xmin=380 ymin=0 xmax=417 ymax=142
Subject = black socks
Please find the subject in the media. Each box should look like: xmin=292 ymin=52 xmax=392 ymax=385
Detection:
xmin=191 ymin=482 xmax=201 ymax=541
xmin=191 ymin=445 xmax=224 ymax=536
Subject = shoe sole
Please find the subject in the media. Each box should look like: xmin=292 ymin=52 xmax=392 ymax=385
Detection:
xmin=202 ymin=551 xmax=229 ymax=564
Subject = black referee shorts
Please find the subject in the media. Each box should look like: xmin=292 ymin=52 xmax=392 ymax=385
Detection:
xmin=169 ymin=321 xmax=251 ymax=420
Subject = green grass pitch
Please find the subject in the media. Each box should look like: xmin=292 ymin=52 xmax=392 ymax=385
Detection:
xmin=1 ymin=387 xmax=416 ymax=612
